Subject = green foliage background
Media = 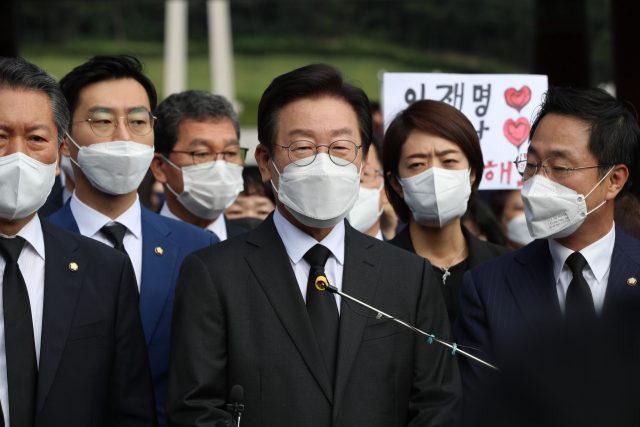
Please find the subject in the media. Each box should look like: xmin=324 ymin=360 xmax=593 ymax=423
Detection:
xmin=17 ymin=0 xmax=612 ymax=125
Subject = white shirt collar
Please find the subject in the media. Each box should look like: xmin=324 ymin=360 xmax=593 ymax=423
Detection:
xmin=159 ymin=202 xmax=227 ymax=240
xmin=375 ymin=229 xmax=384 ymax=241
xmin=0 ymin=214 xmax=45 ymax=261
xmin=548 ymin=222 xmax=616 ymax=283
xmin=70 ymin=192 xmax=142 ymax=239
xmin=273 ymin=207 xmax=345 ymax=265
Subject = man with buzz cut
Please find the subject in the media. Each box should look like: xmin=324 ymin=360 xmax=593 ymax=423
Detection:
xmin=46 ymin=55 xmax=218 ymax=427
xmin=167 ymin=63 xmax=461 ymax=427
xmin=0 ymin=57 xmax=156 ymax=426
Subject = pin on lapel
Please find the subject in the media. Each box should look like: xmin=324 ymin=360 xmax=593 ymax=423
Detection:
xmin=627 ymin=277 xmax=637 ymax=287
xmin=69 ymin=262 xmax=78 ymax=272
xmin=155 ymin=247 xmax=163 ymax=256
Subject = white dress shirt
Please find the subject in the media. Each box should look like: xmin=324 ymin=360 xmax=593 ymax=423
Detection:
xmin=70 ymin=193 xmax=143 ymax=290
xmin=0 ymin=214 xmax=46 ymax=426
xmin=159 ymin=203 xmax=227 ymax=241
xmin=549 ymin=223 xmax=616 ymax=316
xmin=273 ymin=207 xmax=344 ymax=314
xmin=375 ymin=229 xmax=384 ymax=241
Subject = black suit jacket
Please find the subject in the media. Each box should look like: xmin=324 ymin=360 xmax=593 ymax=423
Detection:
xmin=32 ymin=220 xmax=157 ymax=426
xmin=454 ymin=227 xmax=640 ymax=413
xmin=167 ymin=214 xmax=461 ymax=427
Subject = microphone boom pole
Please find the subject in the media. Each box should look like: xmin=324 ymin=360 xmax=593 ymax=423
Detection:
xmin=315 ymin=276 xmax=498 ymax=371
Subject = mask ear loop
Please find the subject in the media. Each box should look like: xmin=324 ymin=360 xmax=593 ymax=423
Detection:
xmin=65 ymin=132 xmax=84 ymax=169
xmin=161 ymin=154 xmax=183 ymax=171
xmin=270 ymin=160 xmax=282 ymax=195
xmin=585 ymin=166 xmax=616 ymax=215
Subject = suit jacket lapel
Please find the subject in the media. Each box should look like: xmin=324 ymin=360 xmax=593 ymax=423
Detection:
xmin=331 ymin=225 xmax=381 ymax=420
xmin=462 ymin=225 xmax=495 ymax=269
xmin=505 ymin=239 xmax=561 ymax=329
xmin=139 ymin=208 xmax=178 ymax=345
xmin=603 ymin=227 xmax=640 ymax=314
xmin=36 ymin=221 xmax=87 ymax=416
xmin=244 ymin=216 xmax=334 ymax=403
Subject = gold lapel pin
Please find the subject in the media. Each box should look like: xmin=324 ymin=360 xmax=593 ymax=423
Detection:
xmin=155 ymin=247 xmax=163 ymax=256
xmin=627 ymin=277 xmax=637 ymax=287
xmin=69 ymin=262 xmax=79 ymax=272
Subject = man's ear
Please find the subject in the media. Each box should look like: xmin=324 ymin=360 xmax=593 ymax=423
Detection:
xmin=605 ymin=164 xmax=629 ymax=201
xmin=387 ymin=171 xmax=404 ymax=199
xmin=150 ymin=153 xmax=168 ymax=184
xmin=255 ymin=144 xmax=273 ymax=184
xmin=61 ymin=135 xmax=71 ymax=157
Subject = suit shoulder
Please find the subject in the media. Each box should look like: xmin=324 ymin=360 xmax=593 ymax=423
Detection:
xmin=468 ymin=245 xmax=519 ymax=279
xmin=42 ymin=221 xmax=129 ymax=263
xmin=153 ymin=213 xmax=216 ymax=244
xmin=480 ymin=239 xmax=512 ymax=258
xmin=361 ymin=232 xmax=427 ymax=268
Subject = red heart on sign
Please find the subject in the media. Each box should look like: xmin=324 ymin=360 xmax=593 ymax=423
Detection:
xmin=504 ymin=86 xmax=531 ymax=113
xmin=503 ymin=117 xmax=530 ymax=148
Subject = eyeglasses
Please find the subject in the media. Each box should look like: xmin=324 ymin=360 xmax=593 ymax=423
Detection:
xmin=70 ymin=108 xmax=156 ymax=137
xmin=514 ymin=153 xmax=606 ymax=183
xmin=361 ymin=165 xmax=383 ymax=185
xmin=274 ymin=140 xmax=364 ymax=166
xmin=169 ymin=147 xmax=249 ymax=168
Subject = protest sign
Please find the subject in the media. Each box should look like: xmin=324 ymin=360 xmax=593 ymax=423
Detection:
xmin=383 ymin=73 xmax=548 ymax=189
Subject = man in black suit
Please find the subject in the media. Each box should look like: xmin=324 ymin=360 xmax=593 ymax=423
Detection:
xmin=0 ymin=57 xmax=156 ymax=426
xmin=150 ymin=90 xmax=248 ymax=240
xmin=167 ymin=64 xmax=461 ymax=427
xmin=455 ymin=87 xmax=640 ymax=422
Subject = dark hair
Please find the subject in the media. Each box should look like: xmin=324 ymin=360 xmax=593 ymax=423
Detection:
xmin=0 ymin=57 xmax=70 ymax=144
xmin=59 ymin=55 xmax=157 ymax=121
xmin=257 ymin=63 xmax=372 ymax=156
xmin=154 ymin=90 xmax=240 ymax=155
xmin=242 ymin=166 xmax=275 ymax=205
xmin=383 ymin=100 xmax=484 ymax=224
xmin=614 ymin=193 xmax=640 ymax=240
xmin=530 ymin=86 xmax=640 ymax=198
xmin=462 ymin=198 xmax=507 ymax=247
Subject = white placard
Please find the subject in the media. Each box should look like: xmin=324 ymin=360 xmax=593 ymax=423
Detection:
xmin=383 ymin=73 xmax=548 ymax=189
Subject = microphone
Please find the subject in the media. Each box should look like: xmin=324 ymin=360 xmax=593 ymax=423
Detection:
xmin=227 ymin=385 xmax=244 ymax=427
xmin=314 ymin=274 xmax=498 ymax=371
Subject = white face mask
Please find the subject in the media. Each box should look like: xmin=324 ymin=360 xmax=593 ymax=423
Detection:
xmin=347 ymin=182 xmax=384 ymax=233
xmin=163 ymin=157 xmax=244 ymax=220
xmin=67 ymin=133 xmax=154 ymax=195
xmin=400 ymin=167 xmax=472 ymax=228
xmin=60 ymin=154 xmax=75 ymax=182
xmin=0 ymin=152 xmax=56 ymax=220
xmin=505 ymin=212 xmax=534 ymax=246
xmin=521 ymin=167 xmax=614 ymax=240
xmin=271 ymin=153 xmax=361 ymax=229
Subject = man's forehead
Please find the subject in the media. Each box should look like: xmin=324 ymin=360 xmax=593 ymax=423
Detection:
xmin=76 ymin=78 xmax=151 ymax=112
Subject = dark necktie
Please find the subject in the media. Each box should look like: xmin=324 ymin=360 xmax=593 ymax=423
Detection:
xmin=565 ymin=252 xmax=596 ymax=320
xmin=0 ymin=236 xmax=37 ymax=427
xmin=303 ymin=244 xmax=339 ymax=386
xmin=100 ymin=223 xmax=128 ymax=254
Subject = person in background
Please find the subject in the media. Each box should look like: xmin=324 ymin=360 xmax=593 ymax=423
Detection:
xmin=225 ymin=166 xmax=276 ymax=229
xmin=461 ymin=197 xmax=508 ymax=247
xmin=150 ymin=89 xmax=248 ymax=240
xmin=45 ymin=55 xmax=217 ymax=427
xmin=490 ymin=189 xmax=534 ymax=249
xmin=346 ymin=139 xmax=397 ymax=240
xmin=0 ymin=56 xmax=157 ymax=427
xmin=384 ymin=100 xmax=510 ymax=329
xmin=167 ymin=63 xmax=461 ymax=427
xmin=455 ymin=87 xmax=640 ymax=424
xmin=614 ymin=193 xmax=640 ymax=240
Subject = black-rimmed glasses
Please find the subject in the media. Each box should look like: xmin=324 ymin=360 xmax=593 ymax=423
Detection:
xmin=514 ymin=153 xmax=607 ymax=183
xmin=275 ymin=140 xmax=364 ymax=166
xmin=70 ymin=108 xmax=156 ymax=137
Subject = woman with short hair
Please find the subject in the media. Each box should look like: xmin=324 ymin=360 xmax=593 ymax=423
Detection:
xmin=384 ymin=100 xmax=510 ymax=328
